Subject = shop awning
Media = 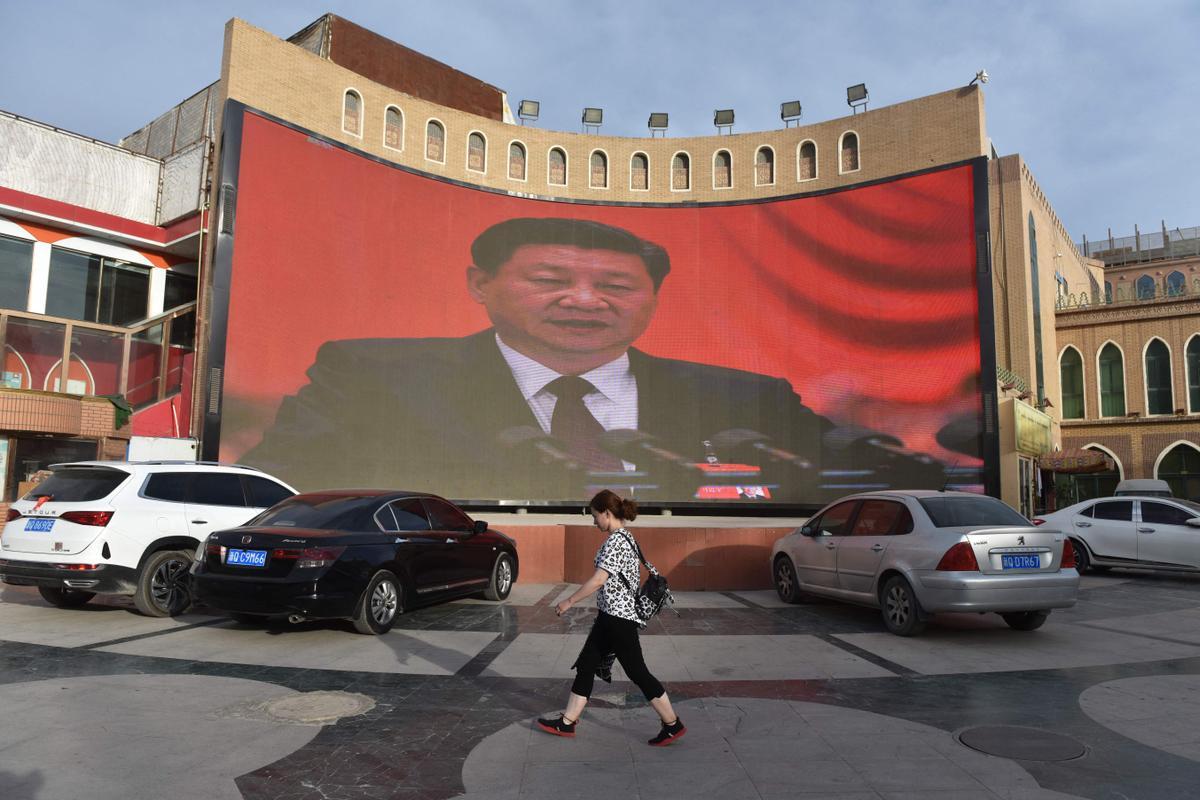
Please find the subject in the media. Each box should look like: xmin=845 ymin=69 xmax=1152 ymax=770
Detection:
xmin=1041 ymin=448 xmax=1115 ymax=474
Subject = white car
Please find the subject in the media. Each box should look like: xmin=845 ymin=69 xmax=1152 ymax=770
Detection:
xmin=0 ymin=462 xmax=295 ymax=616
xmin=1035 ymin=496 xmax=1200 ymax=574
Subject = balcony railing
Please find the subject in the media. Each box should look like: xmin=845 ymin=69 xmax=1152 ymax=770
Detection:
xmin=1055 ymin=277 xmax=1200 ymax=311
xmin=0 ymin=303 xmax=196 ymax=411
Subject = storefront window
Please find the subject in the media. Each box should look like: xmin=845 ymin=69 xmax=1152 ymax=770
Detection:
xmin=46 ymin=249 xmax=150 ymax=326
xmin=0 ymin=236 xmax=34 ymax=311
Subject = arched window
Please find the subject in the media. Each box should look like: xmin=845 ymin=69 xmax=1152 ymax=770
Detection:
xmin=1098 ymin=343 xmax=1126 ymax=417
xmin=384 ymin=106 xmax=403 ymax=150
xmin=755 ymin=147 xmax=774 ymax=185
xmin=1145 ymin=338 xmax=1173 ymax=415
xmin=1104 ymin=281 xmax=1113 ymax=304
xmin=1188 ymin=335 xmax=1200 ymax=412
xmin=548 ymin=147 xmax=567 ymax=185
xmin=630 ymin=153 xmax=649 ymax=190
xmin=1060 ymin=347 xmax=1084 ymax=419
xmin=713 ymin=150 xmax=731 ymax=189
xmin=343 ymin=90 xmax=362 ymax=136
xmin=1155 ymin=443 xmax=1200 ymax=500
xmin=672 ymin=152 xmax=690 ymax=191
xmin=1167 ymin=270 xmax=1186 ymax=296
xmin=508 ymin=142 xmax=526 ymax=181
xmin=798 ymin=141 xmax=817 ymax=181
xmin=425 ymin=120 xmax=445 ymax=162
xmin=1136 ymin=274 xmax=1156 ymax=300
xmin=467 ymin=132 xmax=486 ymax=172
xmin=590 ymin=151 xmax=608 ymax=188
xmin=840 ymin=131 xmax=859 ymax=173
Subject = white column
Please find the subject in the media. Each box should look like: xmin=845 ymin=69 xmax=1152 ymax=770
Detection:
xmin=27 ymin=241 xmax=50 ymax=313
xmin=147 ymin=266 xmax=167 ymax=317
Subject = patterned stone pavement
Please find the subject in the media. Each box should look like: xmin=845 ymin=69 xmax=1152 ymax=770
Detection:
xmin=1 ymin=570 xmax=1200 ymax=799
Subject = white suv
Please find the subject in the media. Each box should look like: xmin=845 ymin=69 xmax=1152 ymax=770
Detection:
xmin=0 ymin=462 xmax=296 ymax=617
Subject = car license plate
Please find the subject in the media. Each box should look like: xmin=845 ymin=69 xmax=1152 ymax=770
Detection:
xmin=226 ymin=548 xmax=268 ymax=567
xmin=1001 ymin=554 xmax=1041 ymax=570
xmin=24 ymin=518 xmax=55 ymax=532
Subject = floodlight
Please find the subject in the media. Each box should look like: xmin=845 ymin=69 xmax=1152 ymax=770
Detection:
xmin=714 ymin=109 xmax=735 ymax=127
xmin=517 ymin=99 xmax=539 ymax=124
xmin=846 ymin=83 xmax=868 ymax=112
xmin=780 ymin=101 xmax=802 ymax=124
xmin=582 ymin=107 xmax=603 ymax=125
xmin=648 ymin=112 xmax=669 ymax=137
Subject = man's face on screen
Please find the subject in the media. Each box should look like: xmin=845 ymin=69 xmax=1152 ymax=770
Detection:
xmin=468 ymin=244 xmax=658 ymax=370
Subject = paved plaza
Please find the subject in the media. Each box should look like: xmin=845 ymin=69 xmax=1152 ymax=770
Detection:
xmin=2 ymin=571 xmax=1200 ymax=799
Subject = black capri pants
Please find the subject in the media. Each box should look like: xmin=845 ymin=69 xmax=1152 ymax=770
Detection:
xmin=571 ymin=612 xmax=664 ymax=701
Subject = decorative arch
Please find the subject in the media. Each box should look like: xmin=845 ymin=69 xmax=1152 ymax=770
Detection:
xmin=383 ymin=105 xmax=404 ymax=150
xmin=1136 ymin=274 xmax=1156 ymax=300
xmin=425 ymin=118 xmax=446 ymax=163
xmin=342 ymin=89 xmax=363 ymax=137
xmin=1142 ymin=337 xmax=1174 ymax=415
xmin=1082 ymin=442 xmax=1125 ymax=480
xmin=466 ymin=131 xmax=487 ymax=173
xmin=1058 ymin=344 xmax=1085 ymax=419
xmin=630 ymin=152 xmax=649 ymax=191
xmin=547 ymin=147 xmax=568 ymax=186
xmin=589 ymin=149 xmax=609 ymax=189
xmin=507 ymin=140 xmax=527 ymax=181
xmin=754 ymin=145 xmax=775 ymax=186
xmin=1096 ymin=340 xmax=1126 ymax=417
xmin=671 ymin=151 xmax=691 ymax=191
xmin=797 ymin=140 xmax=817 ymax=181
xmin=1152 ymin=439 xmax=1200 ymax=477
xmin=1166 ymin=270 xmax=1187 ymax=296
xmin=712 ymin=149 xmax=732 ymax=189
xmin=1153 ymin=440 xmax=1200 ymax=500
xmin=838 ymin=130 xmax=860 ymax=173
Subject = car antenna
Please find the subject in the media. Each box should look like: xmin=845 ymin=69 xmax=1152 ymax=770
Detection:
xmin=940 ymin=458 xmax=960 ymax=493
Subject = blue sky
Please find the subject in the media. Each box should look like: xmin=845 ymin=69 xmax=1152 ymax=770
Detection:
xmin=3 ymin=1 xmax=1197 ymax=242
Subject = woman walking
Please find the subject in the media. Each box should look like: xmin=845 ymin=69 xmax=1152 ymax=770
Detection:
xmin=536 ymin=489 xmax=686 ymax=746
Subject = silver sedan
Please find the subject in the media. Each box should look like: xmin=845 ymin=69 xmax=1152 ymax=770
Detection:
xmin=1035 ymin=495 xmax=1200 ymax=574
xmin=771 ymin=490 xmax=1079 ymax=635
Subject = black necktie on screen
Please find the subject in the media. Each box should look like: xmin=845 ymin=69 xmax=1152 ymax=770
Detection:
xmin=547 ymin=376 xmax=624 ymax=472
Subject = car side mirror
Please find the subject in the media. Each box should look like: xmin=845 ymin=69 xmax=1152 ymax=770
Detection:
xmin=1187 ymin=518 xmax=1200 ymax=529
xmin=800 ymin=525 xmax=817 ymax=537
xmin=473 ymin=519 xmax=488 ymax=534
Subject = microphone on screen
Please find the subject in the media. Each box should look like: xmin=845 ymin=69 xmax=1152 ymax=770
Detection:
xmin=597 ymin=429 xmax=705 ymax=478
xmin=498 ymin=426 xmax=585 ymax=471
xmin=708 ymin=428 xmax=816 ymax=472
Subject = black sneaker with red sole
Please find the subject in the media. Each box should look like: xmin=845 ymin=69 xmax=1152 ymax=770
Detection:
xmin=536 ymin=715 xmax=577 ymax=738
xmin=648 ymin=718 xmax=686 ymax=746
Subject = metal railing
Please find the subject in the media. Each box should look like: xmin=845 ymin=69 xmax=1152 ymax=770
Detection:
xmin=1056 ymin=277 xmax=1200 ymax=310
xmin=0 ymin=303 xmax=196 ymax=411
xmin=1077 ymin=225 xmax=1200 ymax=266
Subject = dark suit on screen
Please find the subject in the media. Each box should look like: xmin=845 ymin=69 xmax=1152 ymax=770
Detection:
xmin=242 ymin=330 xmax=940 ymax=503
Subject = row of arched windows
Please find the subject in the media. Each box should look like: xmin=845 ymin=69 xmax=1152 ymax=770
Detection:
xmin=1059 ymin=336 xmax=1200 ymax=419
xmin=341 ymin=90 xmax=861 ymax=190
xmin=1073 ymin=442 xmax=1200 ymax=501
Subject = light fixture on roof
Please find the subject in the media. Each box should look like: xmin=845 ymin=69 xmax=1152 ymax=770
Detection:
xmin=969 ymin=69 xmax=989 ymax=86
xmin=780 ymin=100 xmax=802 ymax=127
xmin=846 ymin=83 xmax=869 ymax=113
xmin=582 ymin=107 xmax=603 ymax=133
xmin=517 ymin=99 xmax=540 ymax=125
xmin=647 ymin=112 xmax=669 ymax=137
xmin=714 ymin=108 xmax=735 ymax=134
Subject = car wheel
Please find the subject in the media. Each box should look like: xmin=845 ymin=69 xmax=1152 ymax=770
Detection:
xmin=1071 ymin=539 xmax=1091 ymax=573
xmin=133 ymin=549 xmax=193 ymax=618
xmin=880 ymin=576 xmax=926 ymax=636
xmin=774 ymin=556 xmax=803 ymax=604
xmin=1002 ymin=610 xmax=1049 ymax=631
xmin=484 ymin=553 xmax=515 ymax=601
xmin=37 ymin=586 xmax=96 ymax=608
xmin=353 ymin=570 xmax=402 ymax=635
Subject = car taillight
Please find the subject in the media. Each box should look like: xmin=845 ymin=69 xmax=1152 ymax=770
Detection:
xmin=55 ymin=563 xmax=100 ymax=571
xmin=1031 ymin=518 xmax=1046 ymax=526
xmin=1061 ymin=540 xmax=1076 ymax=569
xmin=5 ymin=508 xmax=20 ymax=522
xmin=936 ymin=541 xmax=980 ymax=571
xmin=272 ymin=546 xmax=345 ymax=569
xmin=59 ymin=511 xmax=114 ymax=527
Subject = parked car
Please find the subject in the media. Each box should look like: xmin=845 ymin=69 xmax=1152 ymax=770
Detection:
xmin=0 ymin=461 xmax=296 ymax=617
xmin=771 ymin=490 xmax=1079 ymax=635
xmin=1034 ymin=496 xmax=1200 ymax=573
xmin=190 ymin=490 xmax=518 ymax=635
xmin=1113 ymin=479 xmax=1173 ymax=497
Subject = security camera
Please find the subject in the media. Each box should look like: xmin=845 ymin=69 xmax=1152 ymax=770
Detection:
xmin=976 ymin=69 xmax=989 ymax=84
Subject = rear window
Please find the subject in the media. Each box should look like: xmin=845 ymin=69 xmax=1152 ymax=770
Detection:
xmin=250 ymin=496 xmax=377 ymax=531
xmin=918 ymin=496 xmax=1030 ymax=528
xmin=24 ymin=468 xmax=128 ymax=502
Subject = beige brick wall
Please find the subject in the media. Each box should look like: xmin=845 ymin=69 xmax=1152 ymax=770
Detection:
xmin=0 ymin=390 xmax=130 ymax=440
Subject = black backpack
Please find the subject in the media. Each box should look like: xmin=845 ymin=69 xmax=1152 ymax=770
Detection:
xmin=616 ymin=531 xmax=676 ymax=625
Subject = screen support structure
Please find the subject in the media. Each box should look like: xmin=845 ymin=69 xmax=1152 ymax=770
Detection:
xmin=971 ymin=155 xmax=1002 ymax=499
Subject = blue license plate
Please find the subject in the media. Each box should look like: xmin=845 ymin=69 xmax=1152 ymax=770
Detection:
xmin=226 ymin=548 xmax=268 ymax=567
xmin=1001 ymin=554 xmax=1041 ymax=570
xmin=24 ymin=518 xmax=55 ymax=532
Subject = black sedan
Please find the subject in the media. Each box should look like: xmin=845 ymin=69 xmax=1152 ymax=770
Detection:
xmin=190 ymin=490 xmax=518 ymax=634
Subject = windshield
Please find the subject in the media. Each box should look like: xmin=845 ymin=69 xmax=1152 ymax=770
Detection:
xmin=247 ymin=496 xmax=377 ymax=531
xmin=23 ymin=468 xmax=129 ymax=502
xmin=918 ymin=496 xmax=1031 ymax=528
xmin=1176 ymin=499 xmax=1200 ymax=514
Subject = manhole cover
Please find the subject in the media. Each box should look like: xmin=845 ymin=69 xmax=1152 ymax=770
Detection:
xmin=958 ymin=725 xmax=1086 ymax=761
xmin=262 ymin=691 xmax=375 ymax=725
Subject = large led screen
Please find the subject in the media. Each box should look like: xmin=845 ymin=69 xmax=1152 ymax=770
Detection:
xmin=212 ymin=109 xmax=990 ymax=507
